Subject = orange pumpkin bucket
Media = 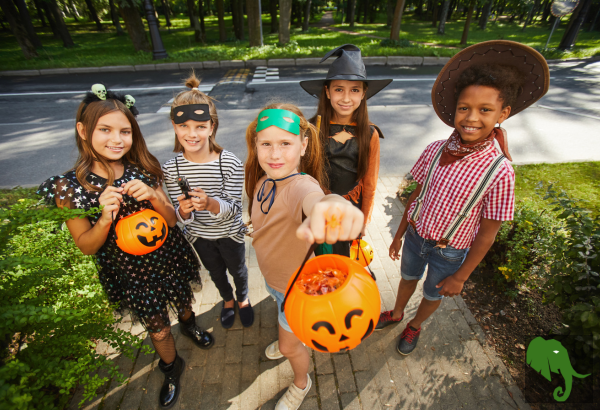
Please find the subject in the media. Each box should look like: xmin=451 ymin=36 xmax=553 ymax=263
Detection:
xmin=283 ymin=254 xmax=380 ymax=353
xmin=115 ymin=209 xmax=168 ymax=255
xmin=350 ymin=239 xmax=374 ymax=267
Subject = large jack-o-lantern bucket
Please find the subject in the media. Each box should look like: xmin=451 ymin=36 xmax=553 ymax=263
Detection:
xmin=283 ymin=254 xmax=380 ymax=353
xmin=115 ymin=209 xmax=168 ymax=255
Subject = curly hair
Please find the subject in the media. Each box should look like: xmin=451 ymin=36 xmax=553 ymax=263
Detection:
xmin=455 ymin=63 xmax=526 ymax=108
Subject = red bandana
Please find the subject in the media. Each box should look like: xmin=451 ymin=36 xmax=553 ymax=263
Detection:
xmin=439 ymin=127 xmax=512 ymax=167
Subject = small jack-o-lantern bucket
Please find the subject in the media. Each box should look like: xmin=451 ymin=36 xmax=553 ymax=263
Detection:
xmin=283 ymin=254 xmax=380 ymax=353
xmin=350 ymin=239 xmax=374 ymax=267
xmin=115 ymin=209 xmax=168 ymax=255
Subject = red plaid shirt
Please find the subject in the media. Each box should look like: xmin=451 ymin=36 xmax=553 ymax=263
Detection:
xmin=408 ymin=139 xmax=515 ymax=249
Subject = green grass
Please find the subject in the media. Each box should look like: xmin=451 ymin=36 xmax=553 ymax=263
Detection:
xmin=514 ymin=162 xmax=600 ymax=217
xmin=332 ymin=13 xmax=600 ymax=60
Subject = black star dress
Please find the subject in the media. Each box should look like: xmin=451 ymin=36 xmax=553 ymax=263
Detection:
xmin=37 ymin=163 xmax=201 ymax=333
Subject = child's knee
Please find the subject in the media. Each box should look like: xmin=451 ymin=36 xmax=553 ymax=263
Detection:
xmin=278 ymin=338 xmax=303 ymax=357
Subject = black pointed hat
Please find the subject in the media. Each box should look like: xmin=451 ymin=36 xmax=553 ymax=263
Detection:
xmin=300 ymin=44 xmax=392 ymax=100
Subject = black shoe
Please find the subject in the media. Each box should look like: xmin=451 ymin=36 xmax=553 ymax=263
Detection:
xmin=397 ymin=325 xmax=421 ymax=356
xmin=239 ymin=299 xmax=254 ymax=327
xmin=158 ymin=355 xmax=185 ymax=409
xmin=180 ymin=311 xmax=214 ymax=349
xmin=375 ymin=310 xmax=404 ymax=330
xmin=221 ymin=300 xmax=236 ymax=329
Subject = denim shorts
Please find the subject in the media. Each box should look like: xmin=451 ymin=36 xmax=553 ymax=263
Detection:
xmin=401 ymin=224 xmax=469 ymax=301
xmin=265 ymin=280 xmax=292 ymax=333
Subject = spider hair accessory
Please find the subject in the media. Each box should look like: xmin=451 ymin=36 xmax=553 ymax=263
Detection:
xmin=172 ymin=104 xmax=211 ymax=124
xmin=81 ymin=84 xmax=139 ymax=116
xmin=255 ymin=109 xmax=300 ymax=135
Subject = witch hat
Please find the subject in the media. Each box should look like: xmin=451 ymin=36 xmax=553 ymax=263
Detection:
xmin=300 ymin=44 xmax=392 ymax=100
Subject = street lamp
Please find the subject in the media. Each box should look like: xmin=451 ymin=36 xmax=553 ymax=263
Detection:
xmin=144 ymin=0 xmax=168 ymax=60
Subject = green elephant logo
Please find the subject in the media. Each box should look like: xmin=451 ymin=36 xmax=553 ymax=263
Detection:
xmin=526 ymin=337 xmax=590 ymax=402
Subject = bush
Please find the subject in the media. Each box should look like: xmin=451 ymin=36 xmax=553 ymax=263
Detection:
xmin=484 ymin=201 xmax=556 ymax=292
xmin=539 ymin=183 xmax=600 ymax=370
xmin=0 ymin=196 xmax=149 ymax=409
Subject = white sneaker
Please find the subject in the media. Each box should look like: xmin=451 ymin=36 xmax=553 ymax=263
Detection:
xmin=265 ymin=340 xmax=284 ymax=360
xmin=275 ymin=374 xmax=312 ymax=410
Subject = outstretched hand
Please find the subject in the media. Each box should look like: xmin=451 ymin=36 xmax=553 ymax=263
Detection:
xmin=436 ymin=275 xmax=465 ymax=297
xmin=296 ymin=200 xmax=364 ymax=244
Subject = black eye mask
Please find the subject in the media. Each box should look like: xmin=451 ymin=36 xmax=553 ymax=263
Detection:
xmin=172 ymin=104 xmax=211 ymax=124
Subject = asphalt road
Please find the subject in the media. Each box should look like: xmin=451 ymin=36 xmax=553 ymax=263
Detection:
xmin=1 ymin=61 xmax=599 ymax=188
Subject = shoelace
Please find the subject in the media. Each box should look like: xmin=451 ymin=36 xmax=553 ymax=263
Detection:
xmin=383 ymin=311 xmax=402 ymax=322
xmin=401 ymin=326 xmax=420 ymax=343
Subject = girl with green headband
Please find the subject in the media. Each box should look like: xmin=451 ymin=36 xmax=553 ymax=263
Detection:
xmin=244 ymin=103 xmax=364 ymax=410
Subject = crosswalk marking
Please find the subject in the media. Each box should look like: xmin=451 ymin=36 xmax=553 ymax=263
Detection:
xmin=156 ymin=84 xmax=215 ymax=113
xmin=250 ymin=67 xmax=279 ymax=84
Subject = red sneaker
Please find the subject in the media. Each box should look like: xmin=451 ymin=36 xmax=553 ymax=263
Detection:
xmin=397 ymin=325 xmax=421 ymax=355
xmin=375 ymin=310 xmax=404 ymax=330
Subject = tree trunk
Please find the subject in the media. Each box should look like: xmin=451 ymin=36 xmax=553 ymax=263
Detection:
xmin=386 ymin=0 xmax=394 ymax=26
xmin=279 ymin=0 xmax=291 ymax=44
xmin=236 ymin=0 xmax=243 ymax=39
xmin=478 ymin=0 xmax=491 ymax=30
xmin=362 ymin=0 xmax=368 ymax=24
xmin=109 ymin=0 xmax=125 ymax=35
xmin=119 ymin=0 xmax=151 ymax=51
xmin=186 ymin=0 xmax=202 ymax=42
xmin=0 ymin=0 xmax=38 ymax=58
xmin=558 ymin=0 xmax=593 ymax=50
xmin=13 ymin=0 xmax=42 ymax=47
xmin=541 ymin=0 xmax=551 ymax=23
xmin=33 ymin=0 xmax=46 ymax=27
xmin=247 ymin=0 xmax=263 ymax=45
xmin=216 ymin=0 xmax=226 ymax=40
xmin=160 ymin=0 xmax=171 ymax=26
xmin=83 ymin=0 xmax=103 ymax=30
xmin=390 ymin=0 xmax=406 ymax=40
xmin=303 ymin=0 xmax=311 ymax=31
xmin=198 ymin=0 xmax=206 ymax=42
xmin=348 ymin=0 xmax=356 ymax=28
xmin=269 ymin=0 xmax=278 ymax=33
xmin=431 ymin=0 xmax=438 ymax=27
xmin=459 ymin=0 xmax=475 ymax=45
xmin=437 ymin=0 xmax=450 ymax=33
xmin=48 ymin=0 xmax=74 ymax=47
xmin=41 ymin=1 xmax=60 ymax=38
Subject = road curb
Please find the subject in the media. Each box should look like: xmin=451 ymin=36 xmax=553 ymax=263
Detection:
xmin=2 ymin=55 xmax=598 ymax=77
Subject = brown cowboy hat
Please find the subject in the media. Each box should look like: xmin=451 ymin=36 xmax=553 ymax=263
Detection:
xmin=432 ymin=40 xmax=550 ymax=127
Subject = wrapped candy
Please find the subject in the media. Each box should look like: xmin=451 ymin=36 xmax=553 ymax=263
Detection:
xmin=295 ymin=268 xmax=348 ymax=295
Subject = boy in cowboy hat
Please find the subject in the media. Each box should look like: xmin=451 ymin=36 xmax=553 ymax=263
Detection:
xmin=376 ymin=40 xmax=550 ymax=355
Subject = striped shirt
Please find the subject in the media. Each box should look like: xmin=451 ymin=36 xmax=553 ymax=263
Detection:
xmin=162 ymin=151 xmax=247 ymax=243
xmin=408 ymin=139 xmax=515 ymax=249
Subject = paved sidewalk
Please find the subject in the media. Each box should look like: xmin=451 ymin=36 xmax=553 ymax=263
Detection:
xmin=70 ymin=177 xmax=531 ymax=410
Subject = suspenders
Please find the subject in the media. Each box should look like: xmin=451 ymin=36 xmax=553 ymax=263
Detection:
xmin=409 ymin=143 xmax=506 ymax=248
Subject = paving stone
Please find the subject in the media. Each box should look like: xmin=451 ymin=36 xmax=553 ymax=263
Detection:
xmin=298 ymin=395 xmax=319 ymax=410
xmin=314 ymin=351 xmax=334 ymax=375
xmin=239 ymin=345 xmax=260 ymax=409
xmin=259 ymin=359 xmax=280 ymax=404
xmin=506 ymin=384 xmax=532 ymax=410
xmin=333 ymin=353 xmax=356 ymax=393
xmin=354 ymin=371 xmax=383 ymax=410
xmin=387 ymin=355 xmax=420 ymax=408
xmin=203 ymin=347 xmax=225 ymax=384
xmin=179 ymin=366 xmax=205 ymax=408
xmin=341 ymin=391 xmax=362 ymax=410
xmin=220 ymin=362 xmax=241 ymax=408
xmin=203 ymin=60 xmax=219 ymax=69
xmin=224 ymin=329 xmax=244 ymax=363
xmin=349 ymin=342 xmax=370 ymax=372
xmin=119 ymin=337 xmax=155 ymax=410
xmin=139 ymin=358 xmax=162 ymax=410
xmin=316 ymin=373 xmax=340 ymax=410
xmin=178 ymin=346 xmax=208 ymax=367
xmin=243 ymin=303 xmax=261 ymax=345
xmin=102 ymin=353 xmax=137 ymax=409
xmin=198 ymin=382 xmax=221 ymax=409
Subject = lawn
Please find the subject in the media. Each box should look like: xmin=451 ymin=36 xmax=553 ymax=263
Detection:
xmin=513 ymin=162 xmax=600 ymax=216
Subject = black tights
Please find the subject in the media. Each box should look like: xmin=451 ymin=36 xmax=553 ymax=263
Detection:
xmin=148 ymin=309 xmax=192 ymax=365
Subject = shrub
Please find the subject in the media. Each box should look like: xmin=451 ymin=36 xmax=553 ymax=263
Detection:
xmin=0 ymin=196 xmax=149 ymax=409
xmin=539 ymin=183 xmax=600 ymax=371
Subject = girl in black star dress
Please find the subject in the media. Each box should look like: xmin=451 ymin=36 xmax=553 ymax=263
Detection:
xmin=37 ymin=87 xmax=213 ymax=409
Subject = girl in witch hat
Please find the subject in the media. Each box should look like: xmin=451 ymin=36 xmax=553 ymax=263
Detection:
xmin=376 ymin=40 xmax=550 ymax=356
xmin=300 ymin=44 xmax=392 ymax=257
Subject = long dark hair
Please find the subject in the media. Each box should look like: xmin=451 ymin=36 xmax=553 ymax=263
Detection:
xmin=310 ymin=81 xmax=372 ymax=182
xmin=74 ymin=99 xmax=163 ymax=191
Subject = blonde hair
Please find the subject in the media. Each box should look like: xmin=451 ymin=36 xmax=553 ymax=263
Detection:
xmin=244 ymin=103 xmax=327 ymax=217
xmin=170 ymin=70 xmax=223 ymax=154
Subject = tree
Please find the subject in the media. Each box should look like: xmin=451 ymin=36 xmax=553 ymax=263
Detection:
xmin=478 ymin=0 xmax=492 ymax=30
xmin=348 ymin=0 xmax=356 ymax=27
xmin=119 ymin=0 xmax=151 ymax=51
xmin=303 ymin=0 xmax=312 ymax=31
xmin=0 ymin=0 xmax=38 ymax=58
xmin=437 ymin=0 xmax=450 ymax=34
xmin=460 ymin=0 xmax=476 ymax=45
xmin=186 ymin=0 xmax=202 ymax=42
xmin=279 ymin=0 xmax=292 ymax=44
xmin=247 ymin=0 xmax=263 ymax=45
xmin=386 ymin=0 xmax=394 ymax=26
xmin=269 ymin=0 xmax=278 ymax=33
xmin=12 ymin=0 xmax=42 ymax=47
xmin=83 ymin=0 xmax=103 ymax=30
xmin=559 ymin=0 xmax=593 ymax=50
xmin=32 ymin=0 xmax=47 ymax=27
xmin=47 ymin=0 xmax=75 ymax=47
xmin=216 ymin=0 xmax=226 ymax=40
xmin=198 ymin=0 xmax=206 ymax=42
xmin=231 ymin=0 xmax=243 ymax=40
xmin=108 ymin=0 xmax=125 ymax=35
xmin=390 ymin=0 xmax=407 ymax=40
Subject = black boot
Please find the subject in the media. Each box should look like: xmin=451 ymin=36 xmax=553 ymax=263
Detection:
xmin=180 ymin=311 xmax=214 ymax=349
xmin=158 ymin=355 xmax=185 ymax=409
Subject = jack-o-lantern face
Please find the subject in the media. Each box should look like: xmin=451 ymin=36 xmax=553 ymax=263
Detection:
xmin=350 ymin=239 xmax=374 ymax=267
xmin=115 ymin=209 xmax=169 ymax=255
xmin=284 ymin=255 xmax=380 ymax=353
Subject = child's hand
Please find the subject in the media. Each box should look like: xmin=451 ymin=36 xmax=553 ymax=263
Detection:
xmin=121 ymin=180 xmax=157 ymax=202
xmin=99 ymin=186 xmax=123 ymax=223
xmin=436 ymin=275 xmax=465 ymax=297
xmin=177 ymin=194 xmax=194 ymax=218
xmin=389 ymin=237 xmax=403 ymax=261
xmin=297 ymin=201 xmax=364 ymax=244
xmin=189 ymin=188 xmax=209 ymax=212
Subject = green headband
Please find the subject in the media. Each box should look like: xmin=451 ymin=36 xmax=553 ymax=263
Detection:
xmin=255 ymin=109 xmax=301 ymax=135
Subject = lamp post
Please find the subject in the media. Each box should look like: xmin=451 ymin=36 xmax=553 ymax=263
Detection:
xmin=144 ymin=0 xmax=168 ymax=60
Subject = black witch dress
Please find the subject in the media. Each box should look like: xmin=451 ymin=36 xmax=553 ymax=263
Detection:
xmin=37 ymin=163 xmax=200 ymax=333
